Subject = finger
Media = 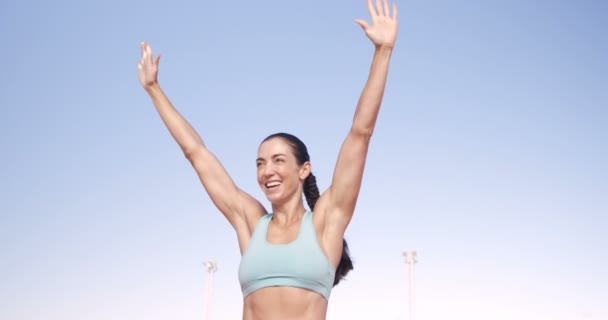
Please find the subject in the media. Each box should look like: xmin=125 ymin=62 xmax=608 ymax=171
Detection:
xmin=355 ymin=19 xmax=369 ymax=31
xmin=142 ymin=43 xmax=150 ymax=64
xmin=375 ymin=0 xmax=384 ymax=16
xmin=393 ymin=2 xmax=398 ymax=19
xmin=137 ymin=61 xmax=142 ymax=70
xmin=154 ymin=54 xmax=161 ymax=67
xmin=146 ymin=44 xmax=153 ymax=63
xmin=366 ymin=0 xmax=377 ymax=17
xmin=140 ymin=42 xmax=146 ymax=59
xmin=383 ymin=0 xmax=390 ymax=17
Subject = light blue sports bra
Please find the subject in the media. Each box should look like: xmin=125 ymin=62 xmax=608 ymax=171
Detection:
xmin=238 ymin=211 xmax=337 ymax=300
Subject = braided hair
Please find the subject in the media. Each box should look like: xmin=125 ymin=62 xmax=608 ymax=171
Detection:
xmin=262 ymin=132 xmax=354 ymax=286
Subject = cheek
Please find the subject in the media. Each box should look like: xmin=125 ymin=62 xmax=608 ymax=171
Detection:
xmin=255 ymin=166 xmax=262 ymax=180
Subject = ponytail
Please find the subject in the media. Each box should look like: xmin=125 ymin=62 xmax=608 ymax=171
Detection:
xmin=304 ymin=172 xmax=354 ymax=286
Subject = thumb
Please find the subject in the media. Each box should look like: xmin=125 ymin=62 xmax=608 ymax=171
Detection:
xmin=354 ymin=19 xmax=369 ymax=31
xmin=154 ymin=54 xmax=161 ymax=66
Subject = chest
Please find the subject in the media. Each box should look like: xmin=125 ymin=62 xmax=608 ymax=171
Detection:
xmin=265 ymin=221 xmax=304 ymax=245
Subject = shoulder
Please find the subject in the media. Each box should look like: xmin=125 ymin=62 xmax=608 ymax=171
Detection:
xmin=249 ymin=212 xmax=271 ymax=231
xmin=312 ymin=192 xmax=351 ymax=236
xmin=239 ymin=203 xmax=268 ymax=233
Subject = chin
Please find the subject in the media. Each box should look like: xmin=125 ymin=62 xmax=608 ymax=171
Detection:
xmin=265 ymin=194 xmax=281 ymax=205
xmin=264 ymin=192 xmax=286 ymax=207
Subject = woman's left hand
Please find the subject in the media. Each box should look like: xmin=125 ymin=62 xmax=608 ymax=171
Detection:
xmin=355 ymin=0 xmax=398 ymax=49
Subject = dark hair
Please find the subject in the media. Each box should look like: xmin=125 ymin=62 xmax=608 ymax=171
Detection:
xmin=262 ymin=132 xmax=354 ymax=286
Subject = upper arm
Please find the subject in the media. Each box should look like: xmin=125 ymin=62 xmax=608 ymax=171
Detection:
xmin=323 ymin=129 xmax=372 ymax=225
xmin=186 ymin=146 xmax=266 ymax=231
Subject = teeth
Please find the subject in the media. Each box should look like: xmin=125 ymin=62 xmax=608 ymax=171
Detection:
xmin=266 ymin=181 xmax=281 ymax=188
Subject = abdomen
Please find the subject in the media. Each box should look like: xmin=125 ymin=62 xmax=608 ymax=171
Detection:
xmin=242 ymin=287 xmax=328 ymax=320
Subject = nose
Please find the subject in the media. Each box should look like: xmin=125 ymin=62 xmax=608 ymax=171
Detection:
xmin=259 ymin=162 xmax=275 ymax=179
xmin=262 ymin=163 xmax=275 ymax=177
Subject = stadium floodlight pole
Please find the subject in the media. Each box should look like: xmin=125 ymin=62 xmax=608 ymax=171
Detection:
xmin=203 ymin=261 xmax=218 ymax=320
xmin=402 ymin=251 xmax=417 ymax=320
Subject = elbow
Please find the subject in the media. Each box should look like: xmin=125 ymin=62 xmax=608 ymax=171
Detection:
xmin=183 ymin=144 xmax=205 ymax=162
xmin=350 ymin=125 xmax=374 ymax=142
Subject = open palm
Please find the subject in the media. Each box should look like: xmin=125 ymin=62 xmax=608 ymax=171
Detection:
xmin=137 ymin=42 xmax=161 ymax=88
xmin=355 ymin=0 xmax=398 ymax=49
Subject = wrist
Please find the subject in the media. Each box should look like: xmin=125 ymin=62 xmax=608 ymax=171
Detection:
xmin=374 ymin=45 xmax=394 ymax=56
xmin=373 ymin=46 xmax=393 ymax=61
xmin=144 ymin=82 xmax=161 ymax=94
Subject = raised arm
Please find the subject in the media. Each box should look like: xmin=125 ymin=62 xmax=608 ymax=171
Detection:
xmin=324 ymin=0 xmax=398 ymax=225
xmin=137 ymin=42 xmax=266 ymax=232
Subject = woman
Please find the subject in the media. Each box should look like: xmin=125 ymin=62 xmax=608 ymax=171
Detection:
xmin=137 ymin=0 xmax=398 ymax=318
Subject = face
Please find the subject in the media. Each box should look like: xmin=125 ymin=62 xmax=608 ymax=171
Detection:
xmin=256 ymin=138 xmax=310 ymax=205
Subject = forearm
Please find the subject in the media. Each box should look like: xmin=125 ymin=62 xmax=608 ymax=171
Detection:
xmin=145 ymin=83 xmax=205 ymax=154
xmin=352 ymin=47 xmax=393 ymax=136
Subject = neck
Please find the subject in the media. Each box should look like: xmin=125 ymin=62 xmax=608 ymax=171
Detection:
xmin=271 ymin=199 xmax=307 ymax=225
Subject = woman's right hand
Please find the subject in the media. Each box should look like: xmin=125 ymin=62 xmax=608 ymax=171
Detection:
xmin=137 ymin=42 xmax=161 ymax=89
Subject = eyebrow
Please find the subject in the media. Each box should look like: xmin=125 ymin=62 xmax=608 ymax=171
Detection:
xmin=256 ymin=153 xmax=287 ymax=162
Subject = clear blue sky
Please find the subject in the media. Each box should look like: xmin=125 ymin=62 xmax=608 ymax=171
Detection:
xmin=1 ymin=0 xmax=606 ymax=319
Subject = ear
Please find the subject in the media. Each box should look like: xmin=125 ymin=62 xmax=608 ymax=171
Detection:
xmin=299 ymin=161 xmax=311 ymax=181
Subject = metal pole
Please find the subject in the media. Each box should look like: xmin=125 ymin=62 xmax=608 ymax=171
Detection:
xmin=203 ymin=261 xmax=217 ymax=320
xmin=403 ymin=251 xmax=417 ymax=320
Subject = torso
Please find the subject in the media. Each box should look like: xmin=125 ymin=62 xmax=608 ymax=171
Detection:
xmin=238 ymin=203 xmax=343 ymax=320
xmin=242 ymin=287 xmax=328 ymax=320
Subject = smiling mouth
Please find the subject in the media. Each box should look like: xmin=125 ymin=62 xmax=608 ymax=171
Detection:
xmin=265 ymin=181 xmax=282 ymax=189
